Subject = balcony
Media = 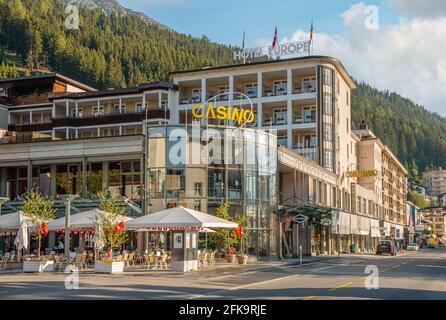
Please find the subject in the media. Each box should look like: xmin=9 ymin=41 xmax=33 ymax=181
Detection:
xmin=8 ymin=122 xmax=53 ymax=132
xmin=292 ymin=81 xmax=317 ymax=94
xmin=53 ymin=109 xmax=170 ymax=127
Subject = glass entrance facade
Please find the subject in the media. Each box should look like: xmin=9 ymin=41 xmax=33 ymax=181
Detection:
xmin=146 ymin=125 xmax=278 ymax=256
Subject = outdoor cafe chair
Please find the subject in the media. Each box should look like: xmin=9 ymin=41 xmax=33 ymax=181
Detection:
xmin=155 ymin=253 xmax=168 ymax=270
xmin=53 ymin=255 xmax=66 ymax=272
xmin=206 ymin=251 xmax=216 ymax=267
xmin=126 ymin=252 xmax=135 ymax=267
xmin=72 ymin=255 xmax=85 ymax=271
xmin=198 ymin=252 xmax=208 ymax=268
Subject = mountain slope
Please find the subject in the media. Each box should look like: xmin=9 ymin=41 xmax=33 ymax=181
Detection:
xmin=351 ymin=82 xmax=446 ymax=173
xmin=64 ymin=0 xmax=161 ymax=25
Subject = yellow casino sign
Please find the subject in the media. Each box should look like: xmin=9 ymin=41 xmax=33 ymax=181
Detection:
xmin=192 ymin=103 xmax=254 ymax=126
xmin=345 ymin=170 xmax=379 ymax=178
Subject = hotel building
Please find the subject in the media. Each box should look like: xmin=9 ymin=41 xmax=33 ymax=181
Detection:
xmin=423 ymin=168 xmax=446 ymax=197
xmin=0 ymin=56 xmax=409 ymax=257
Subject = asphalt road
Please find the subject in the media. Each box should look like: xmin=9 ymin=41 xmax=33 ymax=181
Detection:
xmin=0 ymin=247 xmax=445 ymax=300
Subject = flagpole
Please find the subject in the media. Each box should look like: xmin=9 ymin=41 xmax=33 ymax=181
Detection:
xmin=242 ymin=29 xmax=246 ymax=64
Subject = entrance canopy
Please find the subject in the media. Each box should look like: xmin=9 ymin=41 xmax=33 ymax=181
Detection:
xmin=47 ymin=209 xmax=132 ymax=231
xmin=126 ymin=206 xmax=238 ymax=231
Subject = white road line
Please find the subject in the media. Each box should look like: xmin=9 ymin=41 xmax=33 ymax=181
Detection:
xmin=416 ymin=265 xmax=446 ymax=269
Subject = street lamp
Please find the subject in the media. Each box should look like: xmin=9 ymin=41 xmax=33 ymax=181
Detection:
xmin=0 ymin=197 xmax=8 ymax=216
xmin=60 ymin=194 xmax=79 ymax=258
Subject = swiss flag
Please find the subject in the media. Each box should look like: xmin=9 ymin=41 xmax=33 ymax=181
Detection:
xmin=272 ymin=26 xmax=278 ymax=49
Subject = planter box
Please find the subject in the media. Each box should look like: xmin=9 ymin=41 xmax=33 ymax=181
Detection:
xmin=23 ymin=261 xmax=54 ymax=273
xmin=95 ymin=261 xmax=125 ymax=274
xmin=226 ymin=254 xmax=236 ymax=263
xmin=237 ymin=255 xmax=249 ymax=265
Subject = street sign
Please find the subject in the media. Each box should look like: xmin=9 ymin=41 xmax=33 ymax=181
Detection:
xmin=293 ymin=214 xmax=308 ymax=224
xmin=321 ymin=218 xmax=331 ymax=226
xmin=308 ymin=217 xmax=321 ymax=225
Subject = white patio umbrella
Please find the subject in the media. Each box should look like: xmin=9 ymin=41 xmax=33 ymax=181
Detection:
xmin=126 ymin=206 xmax=238 ymax=231
xmin=0 ymin=211 xmax=28 ymax=231
xmin=14 ymin=214 xmax=29 ymax=257
xmin=47 ymin=208 xmax=132 ymax=231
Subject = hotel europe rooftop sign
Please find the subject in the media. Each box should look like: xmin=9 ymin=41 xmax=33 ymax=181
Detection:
xmin=233 ymin=40 xmax=311 ymax=61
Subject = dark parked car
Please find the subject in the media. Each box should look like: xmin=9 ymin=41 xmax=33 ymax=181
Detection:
xmin=376 ymin=240 xmax=397 ymax=256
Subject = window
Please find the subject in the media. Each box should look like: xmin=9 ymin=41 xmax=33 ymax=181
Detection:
xmin=273 ymin=108 xmax=287 ymax=125
xmin=323 ymin=69 xmax=332 ymax=85
xmin=324 ymin=152 xmax=332 ymax=168
xmin=93 ymin=105 xmax=104 ymax=116
xmin=114 ymin=104 xmax=126 ymax=114
xmin=346 ymin=91 xmax=349 ymax=105
xmin=323 ymin=95 xmax=332 ymax=115
xmin=218 ymin=85 xmax=230 ymax=101
xmin=302 ymin=77 xmax=316 ymax=92
xmin=0 ymin=87 xmax=8 ymax=97
xmin=245 ymin=83 xmax=258 ymax=98
xmin=136 ymin=102 xmax=148 ymax=112
xmin=273 ymin=80 xmax=287 ymax=95
xmin=303 ymin=105 xmax=316 ymax=123
xmin=192 ymin=88 xmax=202 ymax=103
xmin=194 ymin=182 xmax=203 ymax=196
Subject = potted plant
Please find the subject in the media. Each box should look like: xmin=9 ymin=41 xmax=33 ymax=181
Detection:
xmin=236 ymin=224 xmax=249 ymax=265
xmin=226 ymin=247 xmax=237 ymax=263
xmin=21 ymin=189 xmax=56 ymax=273
xmin=93 ymin=191 xmax=127 ymax=274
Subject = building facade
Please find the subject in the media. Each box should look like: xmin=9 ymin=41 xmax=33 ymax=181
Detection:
xmin=0 ymin=55 xmax=410 ymax=257
xmin=423 ymin=168 xmax=446 ymax=197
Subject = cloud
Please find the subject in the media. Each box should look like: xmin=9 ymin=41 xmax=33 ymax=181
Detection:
xmin=283 ymin=2 xmax=446 ymax=115
xmin=388 ymin=0 xmax=446 ymax=18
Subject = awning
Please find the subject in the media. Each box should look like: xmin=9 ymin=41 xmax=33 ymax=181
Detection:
xmin=384 ymin=222 xmax=391 ymax=237
xmin=331 ymin=211 xmax=351 ymax=235
xmin=370 ymin=219 xmax=381 ymax=238
xmin=358 ymin=216 xmax=371 ymax=236
xmin=126 ymin=206 xmax=238 ymax=231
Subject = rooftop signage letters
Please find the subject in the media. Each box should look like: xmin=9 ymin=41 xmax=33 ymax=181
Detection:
xmin=345 ymin=170 xmax=379 ymax=178
xmin=233 ymin=40 xmax=311 ymax=61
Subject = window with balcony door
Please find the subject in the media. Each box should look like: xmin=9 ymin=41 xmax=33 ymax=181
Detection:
xmin=302 ymin=77 xmax=316 ymax=93
xmin=114 ymin=104 xmax=126 ymax=114
xmin=93 ymin=105 xmax=104 ymax=116
xmin=273 ymin=108 xmax=287 ymax=125
xmin=273 ymin=80 xmax=287 ymax=96
xmin=245 ymin=83 xmax=258 ymax=98
xmin=191 ymin=88 xmax=202 ymax=103
xmin=218 ymin=85 xmax=229 ymax=101
xmin=303 ymin=134 xmax=317 ymax=148
xmin=277 ymin=134 xmax=288 ymax=147
xmin=303 ymin=105 xmax=316 ymax=123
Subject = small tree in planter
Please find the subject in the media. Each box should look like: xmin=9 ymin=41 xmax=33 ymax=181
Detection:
xmin=208 ymin=202 xmax=246 ymax=263
xmin=93 ymin=191 xmax=127 ymax=273
xmin=21 ymin=189 xmax=56 ymax=272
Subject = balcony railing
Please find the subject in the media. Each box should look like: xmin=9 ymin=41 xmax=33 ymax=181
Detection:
xmin=292 ymin=82 xmax=317 ymax=94
xmin=8 ymin=122 xmax=53 ymax=132
xmin=53 ymin=110 xmax=170 ymax=127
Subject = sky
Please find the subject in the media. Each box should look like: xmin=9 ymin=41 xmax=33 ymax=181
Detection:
xmin=118 ymin=0 xmax=446 ymax=116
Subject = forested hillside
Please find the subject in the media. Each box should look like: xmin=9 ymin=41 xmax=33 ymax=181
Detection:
xmin=0 ymin=0 xmax=445 ymax=176
xmin=351 ymin=83 xmax=446 ymax=175
xmin=0 ymin=0 xmax=236 ymax=88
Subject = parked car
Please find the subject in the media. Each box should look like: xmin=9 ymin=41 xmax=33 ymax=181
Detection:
xmin=376 ymin=240 xmax=397 ymax=256
xmin=406 ymin=243 xmax=419 ymax=251
xmin=427 ymin=236 xmax=439 ymax=249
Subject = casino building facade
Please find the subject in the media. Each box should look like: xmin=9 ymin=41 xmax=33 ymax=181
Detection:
xmin=0 ymin=56 xmax=408 ymax=257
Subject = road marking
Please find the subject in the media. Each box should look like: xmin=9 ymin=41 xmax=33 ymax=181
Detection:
xmin=416 ymin=265 xmax=446 ymax=269
xmin=303 ymin=295 xmax=316 ymax=300
xmin=360 ymin=276 xmax=368 ymax=280
xmin=329 ymin=281 xmax=354 ymax=291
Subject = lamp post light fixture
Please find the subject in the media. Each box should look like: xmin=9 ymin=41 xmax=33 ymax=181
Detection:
xmin=60 ymin=194 xmax=79 ymax=259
